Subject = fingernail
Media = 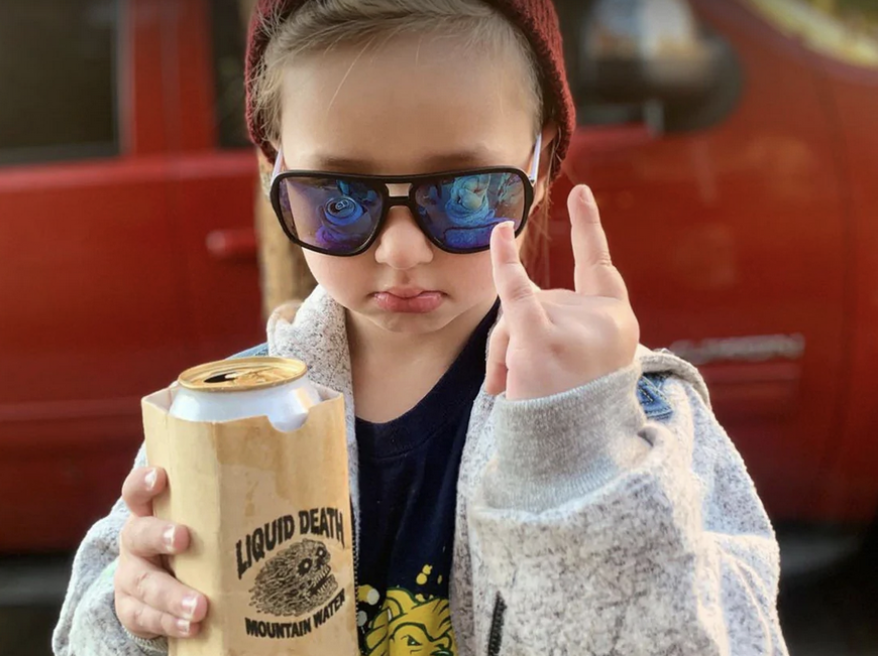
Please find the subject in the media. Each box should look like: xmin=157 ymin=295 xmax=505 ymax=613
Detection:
xmin=163 ymin=526 xmax=176 ymax=553
xmin=144 ymin=468 xmax=157 ymax=491
xmin=581 ymin=185 xmax=595 ymax=204
xmin=176 ymin=618 xmax=191 ymax=635
xmin=181 ymin=594 xmax=198 ymax=620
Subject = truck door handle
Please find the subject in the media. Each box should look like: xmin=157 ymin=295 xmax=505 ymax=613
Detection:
xmin=206 ymin=228 xmax=258 ymax=261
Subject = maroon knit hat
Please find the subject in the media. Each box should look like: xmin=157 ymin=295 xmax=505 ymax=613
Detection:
xmin=244 ymin=0 xmax=576 ymax=179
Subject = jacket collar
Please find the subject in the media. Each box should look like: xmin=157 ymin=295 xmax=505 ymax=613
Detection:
xmin=267 ymin=285 xmax=353 ymax=394
xmin=266 ymin=286 xmax=361 ymax=515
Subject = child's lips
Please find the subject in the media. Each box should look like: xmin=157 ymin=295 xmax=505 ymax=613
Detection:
xmin=373 ymin=289 xmax=444 ymax=313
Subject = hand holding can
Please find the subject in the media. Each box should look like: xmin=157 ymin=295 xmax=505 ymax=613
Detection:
xmin=114 ymin=466 xmax=209 ymax=640
xmin=142 ymin=356 xmax=358 ymax=656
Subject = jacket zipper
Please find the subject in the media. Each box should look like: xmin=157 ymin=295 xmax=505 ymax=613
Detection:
xmin=487 ymin=593 xmax=506 ymax=656
xmin=351 ymin=498 xmax=361 ymax=647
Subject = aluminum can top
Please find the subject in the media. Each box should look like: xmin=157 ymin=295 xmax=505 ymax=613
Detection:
xmin=177 ymin=357 xmax=308 ymax=393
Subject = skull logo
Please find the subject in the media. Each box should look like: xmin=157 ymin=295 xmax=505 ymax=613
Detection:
xmin=250 ymin=538 xmax=338 ymax=616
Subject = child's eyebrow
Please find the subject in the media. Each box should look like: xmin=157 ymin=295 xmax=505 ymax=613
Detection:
xmin=309 ymin=147 xmax=500 ymax=174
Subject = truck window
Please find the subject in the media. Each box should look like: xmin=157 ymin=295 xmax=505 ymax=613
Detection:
xmin=0 ymin=0 xmax=118 ymax=166
xmin=555 ymin=0 xmax=743 ymax=134
xmin=212 ymin=0 xmax=250 ymax=149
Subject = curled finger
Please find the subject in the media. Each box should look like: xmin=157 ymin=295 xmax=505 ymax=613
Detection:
xmin=121 ymin=516 xmax=190 ymax=558
xmin=115 ymin=592 xmax=201 ymax=640
xmin=122 ymin=467 xmax=167 ymax=517
xmin=117 ymin=555 xmax=208 ymax=624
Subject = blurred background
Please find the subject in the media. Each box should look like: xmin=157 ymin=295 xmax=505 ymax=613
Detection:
xmin=1 ymin=0 xmax=877 ymax=653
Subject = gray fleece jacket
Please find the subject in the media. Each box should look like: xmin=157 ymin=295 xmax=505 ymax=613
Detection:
xmin=53 ymin=285 xmax=788 ymax=656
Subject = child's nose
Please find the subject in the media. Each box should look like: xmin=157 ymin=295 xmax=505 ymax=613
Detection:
xmin=373 ymin=206 xmax=434 ymax=270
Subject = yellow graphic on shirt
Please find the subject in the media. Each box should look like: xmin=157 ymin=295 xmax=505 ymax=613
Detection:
xmin=358 ymin=565 xmax=457 ymax=656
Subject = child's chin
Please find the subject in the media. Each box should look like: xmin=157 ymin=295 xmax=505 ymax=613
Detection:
xmin=369 ymin=310 xmax=452 ymax=335
xmin=342 ymin=301 xmax=456 ymax=336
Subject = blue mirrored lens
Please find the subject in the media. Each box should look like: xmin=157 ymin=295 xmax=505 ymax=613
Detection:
xmin=415 ymin=172 xmax=526 ymax=250
xmin=277 ymin=177 xmax=382 ymax=252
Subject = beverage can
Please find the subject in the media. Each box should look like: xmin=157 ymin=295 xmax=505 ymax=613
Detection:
xmin=144 ymin=355 xmax=359 ymax=655
xmin=169 ymin=356 xmax=321 ymax=431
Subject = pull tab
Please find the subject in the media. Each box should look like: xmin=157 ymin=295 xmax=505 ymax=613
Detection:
xmin=204 ymin=370 xmax=240 ymax=385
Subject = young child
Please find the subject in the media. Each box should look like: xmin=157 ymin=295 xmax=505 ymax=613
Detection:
xmin=53 ymin=1 xmax=789 ymax=654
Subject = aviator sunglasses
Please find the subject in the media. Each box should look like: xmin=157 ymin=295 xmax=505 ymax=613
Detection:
xmin=269 ymin=135 xmax=542 ymax=256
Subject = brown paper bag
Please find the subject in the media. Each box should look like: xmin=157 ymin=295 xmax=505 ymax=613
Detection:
xmin=142 ymin=384 xmax=359 ymax=656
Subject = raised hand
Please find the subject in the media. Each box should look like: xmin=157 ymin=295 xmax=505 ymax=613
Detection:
xmin=485 ymin=185 xmax=639 ymax=401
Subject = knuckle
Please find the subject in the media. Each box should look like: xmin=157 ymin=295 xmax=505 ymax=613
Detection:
xmin=131 ymin=601 xmax=148 ymax=630
xmin=595 ymin=252 xmax=614 ymax=268
xmin=624 ymin=311 xmax=641 ymax=346
xmin=133 ymin=567 xmax=154 ymax=600
xmin=571 ymin=308 xmax=615 ymax=348
xmin=600 ymin=306 xmax=627 ymax=336
xmin=118 ymin=595 xmax=149 ymax=633
xmin=488 ymin=325 xmax=507 ymax=348
xmin=115 ymin=555 xmax=133 ymax=589
xmin=118 ymin=594 xmax=164 ymax=640
xmin=114 ymin=591 xmax=130 ymax=621
xmin=587 ymin=305 xmax=640 ymax=355
xmin=123 ymin=466 xmax=163 ymax=510
xmin=505 ymin=280 xmax=535 ymax=305
xmin=547 ymin=336 xmax=567 ymax=360
xmin=122 ymin=518 xmax=148 ymax=554
xmin=119 ymin=522 xmax=133 ymax=553
xmin=613 ymin=302 xmax=637 ymax=330
xmin=122 ymin=468 xmax=145 ymax=498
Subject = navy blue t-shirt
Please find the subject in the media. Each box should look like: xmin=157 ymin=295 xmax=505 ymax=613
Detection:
xmin=354 ymin=301 xmax=499 ymax=655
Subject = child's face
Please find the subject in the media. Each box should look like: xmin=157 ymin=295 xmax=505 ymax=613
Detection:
xmin=277 ymin=33 xmax=545 ymax=336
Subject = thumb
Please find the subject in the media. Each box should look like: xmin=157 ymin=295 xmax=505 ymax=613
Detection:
xmin=490 ymin=222 xmax=544 ymax=333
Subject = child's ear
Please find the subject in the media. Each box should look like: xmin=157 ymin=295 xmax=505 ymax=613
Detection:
xmin=534 ymin=121 xmax=561 ymax=208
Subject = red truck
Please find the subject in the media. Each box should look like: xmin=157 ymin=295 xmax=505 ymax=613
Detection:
xmin=2 ymin=0 xmax=877 ymax=566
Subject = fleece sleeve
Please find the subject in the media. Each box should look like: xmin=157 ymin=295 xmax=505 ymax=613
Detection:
xmin=470 ymin=363 xmax=789 ymax=656
xmin=52 ymin=444 xmax=169 ymax=656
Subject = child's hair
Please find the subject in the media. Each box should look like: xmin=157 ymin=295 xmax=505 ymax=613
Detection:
xmin=249 ymin=0 xmax=558 ymax=278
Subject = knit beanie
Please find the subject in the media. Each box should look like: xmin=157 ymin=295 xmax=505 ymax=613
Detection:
xmin=244 ymin=0 xmax=576 ymax=180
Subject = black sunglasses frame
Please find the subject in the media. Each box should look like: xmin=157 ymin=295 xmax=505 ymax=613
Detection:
xmin=269 ymin=166 xmax=536 ymax=257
